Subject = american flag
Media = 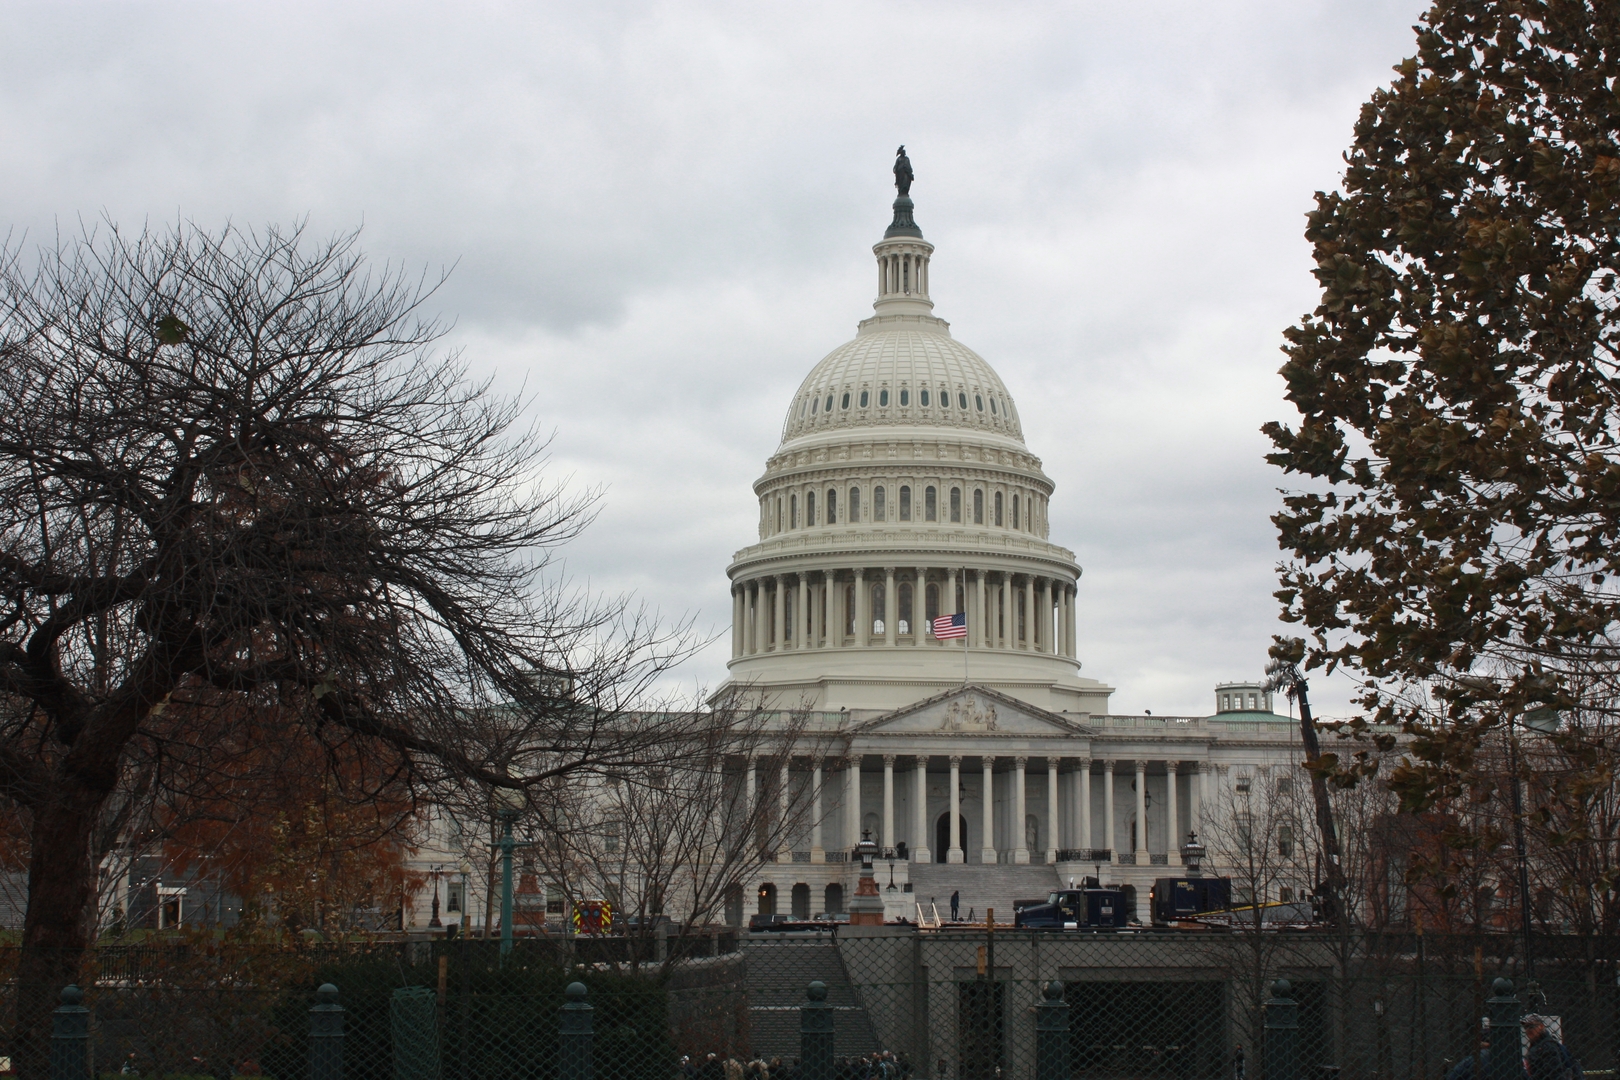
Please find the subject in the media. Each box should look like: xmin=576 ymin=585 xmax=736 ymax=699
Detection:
xmin=930 ymin=612 xmax=967 ymax=639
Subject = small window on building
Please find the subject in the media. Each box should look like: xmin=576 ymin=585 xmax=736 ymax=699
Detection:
xmin=899 ymin=388 xmax=909 ymax=406
xmin=604 ymin=820 xmax=621 ymax=854
xmin=807 ymin=490 xmax=816 ymax=525
xmin=990 ymin=397 xmax=998 ymax=414
xmin=791 ymin=493 xmax=798 ymax=528
xmin=973 ymin=489 xmax=984 ymax=524
xmin=874 ymin=486 xmax=886 ymax=521
xmin=811 ymin=396 xmax=819 ymax=415
xmin=975 ymin=394 xmax=984 ymax=411
xmin=959 ymin=392 xmax=968 ymax=409
xmin=845 ymin=584 xmax=856 ymax=635
xmin=879 ymin=388 xmax=889 ymax=406
xmin=447 ymin=881 xmax=464 ymax=913
xmin=1236 ymin=812 xmax=1253 ymax=848
xmin=1280 ymin=885 xmax=1295 ymax=903
xmin=925 ymin=582 xmax=940 ymax=621
xmin=925 ymin=486 xmax=937 ymax=521
xmin=1012 ymin=494 xmax=1020 ymax=529
xmin=546 ymin=885 xmax=565 ymax=914
xmin=871 ymin=582 xmax=884 ymax=634
xmin=899 ymin=485 xmax=912 ymax=521
xmin=849 ymin=487 xmax=861 ymax=522
xmin=825 ymin=394 xmax=833 ymax=412
xmin=1249 ymin=693 xmax=1258 ymax=709
xmin=827 ymin=488 xmax=837 ymax=524
xmin=994 ymin=491 xmax=1003 ymax=526
xmin=899 ymin=581 xmax=913 ymax=633
xmin=1278 ymin=826 xmax=1295 ymax=858
xmin=1235 ymin=774 xmax=1252 ymax=795
xmin=940 ymin=387 xmax=950 ymax=408
xmin=950 ymin=487 xmax=962 ymax=523
xmin=920 ymin=389 xmax=930 ymax=406
xmin=841 ymin=392 xmax=850 ymax=410
xmin=1276 ymin=777 xmax=1295 ymax=796
xmin=859 ymin=390 xmax=869 ymax=408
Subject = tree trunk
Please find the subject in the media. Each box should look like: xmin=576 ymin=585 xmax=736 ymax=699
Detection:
xmin=15 ymin=776 xmax=111 ymax=1080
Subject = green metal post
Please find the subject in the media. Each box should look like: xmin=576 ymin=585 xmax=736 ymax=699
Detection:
xmin=558 ymin=982 xmax=593 ymax=1080
xmin=1264 ymin=979 xmax=1300 ymax=1080
xmin=51 ymin=985 xmax=90 ymax=1080
xmin=499 ymin=811 xmax=515 ymax=958
xmin=801 ymin=981 xmax=834 ymax=1080
xmin=309 ymin=983 xmax=345 ymax=1080
xmin=391 ymin=986 xmax=441 ymax=1080
xmin=1035 ymin=981 xmax=1069 ymax=1080
xmin=1485 ymin=979 xmax=1521 ymax=1080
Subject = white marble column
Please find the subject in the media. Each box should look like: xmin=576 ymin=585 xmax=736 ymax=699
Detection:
xmin=912 ymin=568 xmax=926 ymax=644
xmin=772 ymin=575 xmax=786 ymax=652
xmin=1078 ymin=759 xmax=1093 ymax=852
xmin=1067 ymin=584 xmax=1078 ymax=658
xmin=733 ymin=587 xmax=744 ymax=657
xmin=1167 ymin=762 xmax=1182 ymax=864
xmin=975 ymin=569 xmax=988 ymax=648
xmin=884 ymin=568 xmax=897 ymax=647
xmin=914 ymin=756 xmax=931 ymax=862
xmin=811 ymin=759 xmax=825 ymax=861
xmin=1040 ymin=578 xmax=1053 ymax=654
xmin=1134 ymin=760 xmax=1149 ymax=862
xmin=845 ymin=756 xmax=860 ymax=850
xmin=1046 ymin=759 xmax=1060 ymax=863
xmin=1023 ymin=577 xmax=1036 ymax=650
xmin=854 ymin=568 xmax=868 ymax=647
xmin=981 ymin=757 xmax=997 ymax=863
xmin=1013 ymin=757 xmax=1029 ymax=863
xmin=821 ymin=570 xmax=834 ymax=648
xmin=755 ymin=580 xmax=768 ymax=654
xmin=1104 ymin=759 xmax=1117 ymax=863
xmin=882 ymin=754 xmax=896 ymax=850
xmin=797 ymin=574 xmax=810 ymax=650
xmin=746 ymin=754 xmax=757 ymax=816
xmin=777 ymin=760 xmax=790 ymax=862
xmin=1002 ymin=573 xmax=1015 ymax=649
xmin=1193 ymin=761 xmax=1208 ymax=836
xmin=948 ymin=756 xmax=964 ymax=863
xmin=947 ymin=568 xmax=958 ymax=616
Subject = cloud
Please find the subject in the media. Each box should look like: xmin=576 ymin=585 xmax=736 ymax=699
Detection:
xmin=0 ymin=0 xmax=1431 ymax=715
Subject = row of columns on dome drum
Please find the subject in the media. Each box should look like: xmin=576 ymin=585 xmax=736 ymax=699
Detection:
xmin=730 ymin=568 xmax=1078 ymax=658
xmin=744 ymin=753 xmax=1212 ymax=865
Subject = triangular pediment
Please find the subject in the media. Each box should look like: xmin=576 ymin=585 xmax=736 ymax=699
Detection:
xmin=850 ymin=685 xmax=1095 ymax=737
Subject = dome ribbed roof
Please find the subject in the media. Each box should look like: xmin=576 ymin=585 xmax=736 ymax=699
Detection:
xmin=780 ymin=322 xmax=1024 ymax=444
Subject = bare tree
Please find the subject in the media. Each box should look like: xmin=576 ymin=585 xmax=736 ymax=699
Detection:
xmin=0 ymin=220 xmax=699 ymax=1075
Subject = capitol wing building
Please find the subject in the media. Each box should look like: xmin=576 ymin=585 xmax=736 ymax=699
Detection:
xmin=706 ymin=175 xmax=1312 ymax=923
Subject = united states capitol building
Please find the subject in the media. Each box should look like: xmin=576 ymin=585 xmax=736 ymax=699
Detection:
xmin=401 ymin=157 xmax=1315 ymax=931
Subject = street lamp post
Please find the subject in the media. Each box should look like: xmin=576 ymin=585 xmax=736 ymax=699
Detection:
xmin=493 ymin=788 xmax=528 ymax=958
xmin=429 ymin=866 xmax=443 ymax=929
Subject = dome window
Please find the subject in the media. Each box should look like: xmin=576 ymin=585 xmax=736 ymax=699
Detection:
xmin=950 ymin=487 xmax=962 ymax=523
xmin=841 ymin=392 xmax=851 ymax=410
xmin=939 ymin=388 xmax=949 ymax=409
xmin=1012 ymin=494 xmax=1020 ymax=530
xmin=874 ymin=486 xmax=886 ymax=521
xmin=879 ymin=388 xmax=889 ymax=407
xmin=827 ymin=488 xmax=838 ymax=524
xmin=859 ymin=390 xmax=869 ymax=408
xmin=849 ymin=487 xmax=861 ymax=522
xmin=959 ymin=392 xmax=968 ymax=410
xmin=807 ymin=490 xmax=816 ymax=525
xmin=924 ymin=486 xmax=937 ymax=522
xmin=899 ymin=388 xmax=909 ymax=406
xmin=973 ymin=489 xmax=984 ymax=524
xmin=975 ymin=394 xmax=984 ymax=412
xmin=899 ymin=485 xmax=912 ymax=521
xmin=800 ymin=399 xmax=808 ymax=418
xmin=825 ymin=394 xmax=834 ymax=413
xmin=989 ymin=397 xmax=998 ymax=415
xmin=919 ymin=389 xmax=929 ymax=406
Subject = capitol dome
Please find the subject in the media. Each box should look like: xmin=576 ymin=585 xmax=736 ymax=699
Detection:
xmin=721 ymin=178 xmax=1112 ymax=718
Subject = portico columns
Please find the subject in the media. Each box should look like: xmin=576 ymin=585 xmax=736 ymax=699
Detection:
xmin=845 ymin=757 xmax=860 ymax=851
xmin=1078 ymin=759 xmax=1093 ymax=852
xmin=854 ymin=569 xmax=868 ymax=647
xmin=913 ymin=756 xmax=931 ymax=862
xmin=1103 ymin=760 xmax=1117 ymax=862
xmin=1166 ymin=762 xmax=1182 ymax=864
xmin=1066 ymin=584 xmax=1078 ymax=658
xmin=1023 ymin=577 xmax=1036 ymax=649
xmin=732 ymin=587 xmax=744 ymax=657
xmin=947 ymin=568 xmax=958 ymax=617
xmin=1001 ymin=573 xmax=1014 ymax=650
xmin=883 ymin=568 xmax=897 ymax=647
xmin=1046 ymin=759 xmax=1060 ymax=864
xmin=756 ymin=580 xmax=768 ymax=653
xmin=975 ymin=570 xmax=988 ymax=648
xmin=882 ymin=755 xmax=896 ymax=850
xmin=777 ymin=760 xmax=790 ymax=862
xmin=1134 ymin=760 xmax=1149 ymax=862
xmin=773 ymin=575 xmax=786 ymax=652
xmin=980 ymin=757 xmax=996 ymax=864
xmin=1193 ymin=761 xmax=1208 ymax=835
xmin=1040 ymin=579 xmax=1053 ymax=654
xmin=821 ymin=570 xmax=834 ymax=648
xmin=797 ymin=575 xmax=809 ymax=650
xmin=912 ymin=568 xmax=926 ymax=644
xmin=1013 ymin=757 xmax=1029 ymax=863
xmin=811 ymin=759 xmax=825 ymax=861
xmin=746 ymin=755 xmax=757 ymax=816
xmin=947 ymin=756 xmax=964 ymax=863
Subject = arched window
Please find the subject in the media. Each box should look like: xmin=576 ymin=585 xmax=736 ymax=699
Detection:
xmin=898 ymin=582 xmax=913 ymax=634
xmin=776 ymin=498 xmax=783 ymax=533
xmin=811 ymin=396 xmax=819 ymax=414
xmin=825 ymin=394 xmax=833 ymax=412
xmin=844 ymin=584 xmax=856 ymax=635
xmin=994 ymin=491 xmax=1003 ymax=526
xmin=990 ymin=397 xmax=998 ymax=415
xmin=871 ymin=581 xmax=884 ymax=635
xmin=950 ymin=487 xmax=962 ymax=523
xmin=920 ymin=389 xmax=930 ymax=406
xmin=859 ymin=390 xmax=869 ymax=408
xmin=973 ymin=489 xmax=984 ymax=524
xmin=899 ymin=485 xmax=912 ymax=521
xmin=959 ymin=392 xmax=968 ymax=409
xmin=874 ymin=486 xmax=886 ymax=521
xmin=1012 ymin=494 xmax=1020 ymax=530
xmin=939 ymin=387 xmax=950 ymax=409
xmin=879 ymin=388 xmax=889 ymax=407
xmin=841 ymin=392 xmax=850 ymax=410
xmin=790 ymin=493 xmax=798 ymax=528
xmin=827 ymin=488 xmax=838 ymax=524
xmin=800 ymin=398 xmax=807 ymax=417
xmin=925 ymin=583 xmax=940 ymax=622
xmin=849 ymin=487 xmax=861 ymax=522
xmin=925 ymin=486 xmax=938 ymax=522
xmin=899 ymin=388 xmax=909 ymax=406
xmin=807 ymin=490 xmax=816 ymax=525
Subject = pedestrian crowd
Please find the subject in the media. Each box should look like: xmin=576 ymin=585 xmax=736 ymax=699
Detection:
xmin=679 ymin=1050 xmax=912 ymax=1080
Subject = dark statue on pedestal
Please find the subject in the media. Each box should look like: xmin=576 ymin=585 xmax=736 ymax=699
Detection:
xmin=894 ymin=145 xmax=914 ymax=195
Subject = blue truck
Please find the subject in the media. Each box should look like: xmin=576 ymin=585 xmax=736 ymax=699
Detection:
xmin=1013 ymin=886 xmax=1130 ymax=929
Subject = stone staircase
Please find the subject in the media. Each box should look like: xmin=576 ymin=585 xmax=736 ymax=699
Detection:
xmin=907 ymin=863 xmax=1062 ymax=923
xmin=742 ymin=937 xmax=879 ymax=1059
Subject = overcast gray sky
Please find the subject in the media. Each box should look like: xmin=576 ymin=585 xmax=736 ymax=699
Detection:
xmin=1 ymin=1 xmax=1433 ymax=717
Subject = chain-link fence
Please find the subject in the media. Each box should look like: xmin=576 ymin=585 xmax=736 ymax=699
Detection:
xmin=10 ymin=930 xmax=1620 ymax=1080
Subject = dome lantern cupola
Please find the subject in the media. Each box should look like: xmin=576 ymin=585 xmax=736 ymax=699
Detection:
xmin=872 ymin=145 xmax=933 ymax=319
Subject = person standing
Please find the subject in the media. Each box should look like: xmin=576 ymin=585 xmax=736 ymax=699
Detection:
xmin=1524 ymin=1017 xmax=1570 ymax=1080
xmin=950 ymin=890 xmax=960 ymax=920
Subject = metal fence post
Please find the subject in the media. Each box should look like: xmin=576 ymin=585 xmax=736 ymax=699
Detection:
xmin=392 ymin=986 xmax=441 ymax=1080
xmin=310 ymin=983 xmax=345 ymax=1080
xmin=1264 ymin=979 xmax=1300 ymax=1080
xmin=801 ymin=981 xmax=834 ymax=1080
xmin=1485 ymin=978 xmax=1521 ymax=1080
xmin=559 ymin=982 xmax=593 ymax=1080
xmin=51 ymin=985 xmax=89 ymax=1080
xmin=1035 ymin=981 xmax=1069 ymax=1080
